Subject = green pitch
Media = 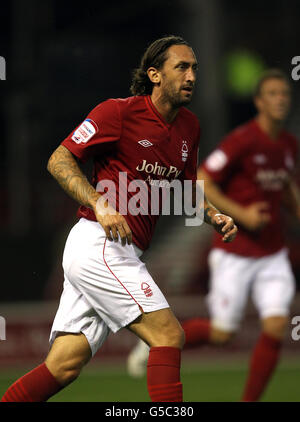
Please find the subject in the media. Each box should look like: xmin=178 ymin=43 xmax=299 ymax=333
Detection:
xmin=0 ymin=358 xmax=299 ymax=402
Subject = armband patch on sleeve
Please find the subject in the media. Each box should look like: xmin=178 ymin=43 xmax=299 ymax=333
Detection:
xmin=205 ymin=149 xmax=228 ymax=171
xmin=71 ymin=119 xmax=98 ymax=144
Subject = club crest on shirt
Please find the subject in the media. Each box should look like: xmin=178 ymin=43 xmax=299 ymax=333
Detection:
xmin=285 ymin=153 xmax=294 ymax=170
xmin=71 ymin=119 xmax=98 ymax=144
xmin=181 ymin=140 xmax=188 ymax=162
xmin=141 ymin=282 xmax=153 ymax=297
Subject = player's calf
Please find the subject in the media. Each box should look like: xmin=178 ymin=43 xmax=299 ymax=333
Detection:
xmin=242 ymin=319 xmax=287 ymax=402
xmin=128 ymin=309 xmax=185 ymax=402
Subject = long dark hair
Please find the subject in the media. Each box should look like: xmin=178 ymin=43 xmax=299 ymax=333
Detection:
xmin=130 ymin=35 xmax=190 ymax=96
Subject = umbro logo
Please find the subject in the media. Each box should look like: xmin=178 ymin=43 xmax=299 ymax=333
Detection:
xmin=138 ymin=139 xmax=153 ymax=148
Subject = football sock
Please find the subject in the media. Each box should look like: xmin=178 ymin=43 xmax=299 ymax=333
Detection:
xmin=181 ymin=318 xmax=211 ymax=347
xmin=1 ymin=362 xmax=62 ymax=402
xmin=147 ymin=346 xmax=182 ymax=402
xmin=242 ymin=332 xmax=282 ymax=402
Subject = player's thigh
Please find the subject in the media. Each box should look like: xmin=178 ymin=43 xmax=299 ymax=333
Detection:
xmin=127 ymin=308 xmax=184 ymax=348
xmin=252 ymin=249 xmax=296 ymax=320
xmin=206 ymin=249 xmax=254 ymax=332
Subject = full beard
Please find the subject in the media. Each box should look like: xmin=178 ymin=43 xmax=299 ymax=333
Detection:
xmin=167 ymin=90 xmax=193 ymax=108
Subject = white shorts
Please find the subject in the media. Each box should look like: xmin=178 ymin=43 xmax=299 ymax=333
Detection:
xmin=206 ymin=248 xmax=296 ymax=332
xmin=49 ymin=218 xmax=169 ymax=355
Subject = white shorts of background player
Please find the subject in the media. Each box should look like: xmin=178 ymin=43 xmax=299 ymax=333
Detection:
xmin=206 ymin=248 xmax=296 ymax=333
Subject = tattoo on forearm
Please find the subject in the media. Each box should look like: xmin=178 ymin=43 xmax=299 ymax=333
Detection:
xmin=47 ymin=146 xmax=99 ymax=208
xmin=204 ymin=207 xmax=213 ymax=225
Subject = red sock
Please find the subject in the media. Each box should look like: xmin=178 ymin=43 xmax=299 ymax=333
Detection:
xmin=181 ymin=318 xmax=211 ymax=347
xmin=147 ymin=346 xmax=182 ymax=402
xmin=1 ymin=363 xmax=62 ymax=402
xmin=242 ymin=333 xmax=282 ymax=402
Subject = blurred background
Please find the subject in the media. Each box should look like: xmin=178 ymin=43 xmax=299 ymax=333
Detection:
xmin=0 ymin=0 xmax=299 ymax=401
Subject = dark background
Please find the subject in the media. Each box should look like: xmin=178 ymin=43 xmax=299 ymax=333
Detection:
xmin=0 ymin=0 xmax=300 ymax=302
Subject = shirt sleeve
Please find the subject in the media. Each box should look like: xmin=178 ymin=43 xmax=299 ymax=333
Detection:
xmin=201 ymin=129 xmax=250 ymax=183
xmin=61 ymin=98 xmax=122 ymax=162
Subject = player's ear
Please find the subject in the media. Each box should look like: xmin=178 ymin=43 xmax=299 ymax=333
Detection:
xmin=254 ymin=94 xmax=262 ymax=112
xmin=147 ymin=67 xmax=161 ymax=85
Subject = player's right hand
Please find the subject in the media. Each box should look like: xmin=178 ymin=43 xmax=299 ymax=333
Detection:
xmin=93 ymin=197 xmax=132 ymax=246
xmin=240 ymin=201 xmax=271 ymax=231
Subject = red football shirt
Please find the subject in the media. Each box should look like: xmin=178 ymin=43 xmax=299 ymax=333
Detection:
xmin=201 ymin=119 xmax=298 ymax=257
xmin=61 ymin=95 xmax=200 ymax=251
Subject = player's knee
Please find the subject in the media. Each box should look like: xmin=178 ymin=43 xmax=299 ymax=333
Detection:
xmin=150 ymin=323 xmax=185 ymax=349
xmin=50 ymin=359 xmax=83 ymax=386
xmin=159 ymin=324 xmax=185 ymax=349
xmin=130 ymin=309 xmax=185 ymax=349
xmin=169 ymin=325 xmax=185 ymax=349
xmin=59 ymin=367 xmax=81 ymax=386
xmin=210 ymin=326 xmax=235 ymax=345
xmin=262 ymin=316 xmax=288 ymax=340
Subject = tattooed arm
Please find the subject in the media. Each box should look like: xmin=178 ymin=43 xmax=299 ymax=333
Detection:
xmin=47 ymin=145 xmax=132 ymax=245
xmin=202 ymin=196 xmax=219 ymax=225
xmin=47 ymin=145 xmax=100 ymax=209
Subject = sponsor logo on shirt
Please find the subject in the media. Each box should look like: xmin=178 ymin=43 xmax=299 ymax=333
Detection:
xmin=205 ymin=149 xmax=228 ymax=171
xmin=136 ymin=160 xmax=182 ymax=179
xmin=181 ymin=140 xmax=188 ymax=162
xmin=253 ymin=154 xmax=267 ymax=165
xmin=71 ymin=119 xmax=97 ymax=144
xmin=138 ymin=139 xmax=153 ymax=148
xmin=256 ymin=168 xmax=288 ymax=191
xmin=141 ymin=282 xmax=153 ymax=297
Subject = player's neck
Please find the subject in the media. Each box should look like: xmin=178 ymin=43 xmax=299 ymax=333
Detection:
xmin=150 ymin=93 xmax=179 ymax=124
xmin=256 ymin=114 xmax=284 ymax=140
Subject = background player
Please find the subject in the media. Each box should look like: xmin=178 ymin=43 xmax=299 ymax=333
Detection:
xmin=127 ymin=69 xmax=300 ymax=402
xmin=1 ymin=36 xmax=237 ymax=402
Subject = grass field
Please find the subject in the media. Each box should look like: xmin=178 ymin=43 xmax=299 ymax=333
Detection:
xmin=0 ymin=357 xmax=299 ymax=402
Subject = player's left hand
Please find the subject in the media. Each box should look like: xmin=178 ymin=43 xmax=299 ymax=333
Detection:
xmin=211 ymin=213 xmax=238 ymax=243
